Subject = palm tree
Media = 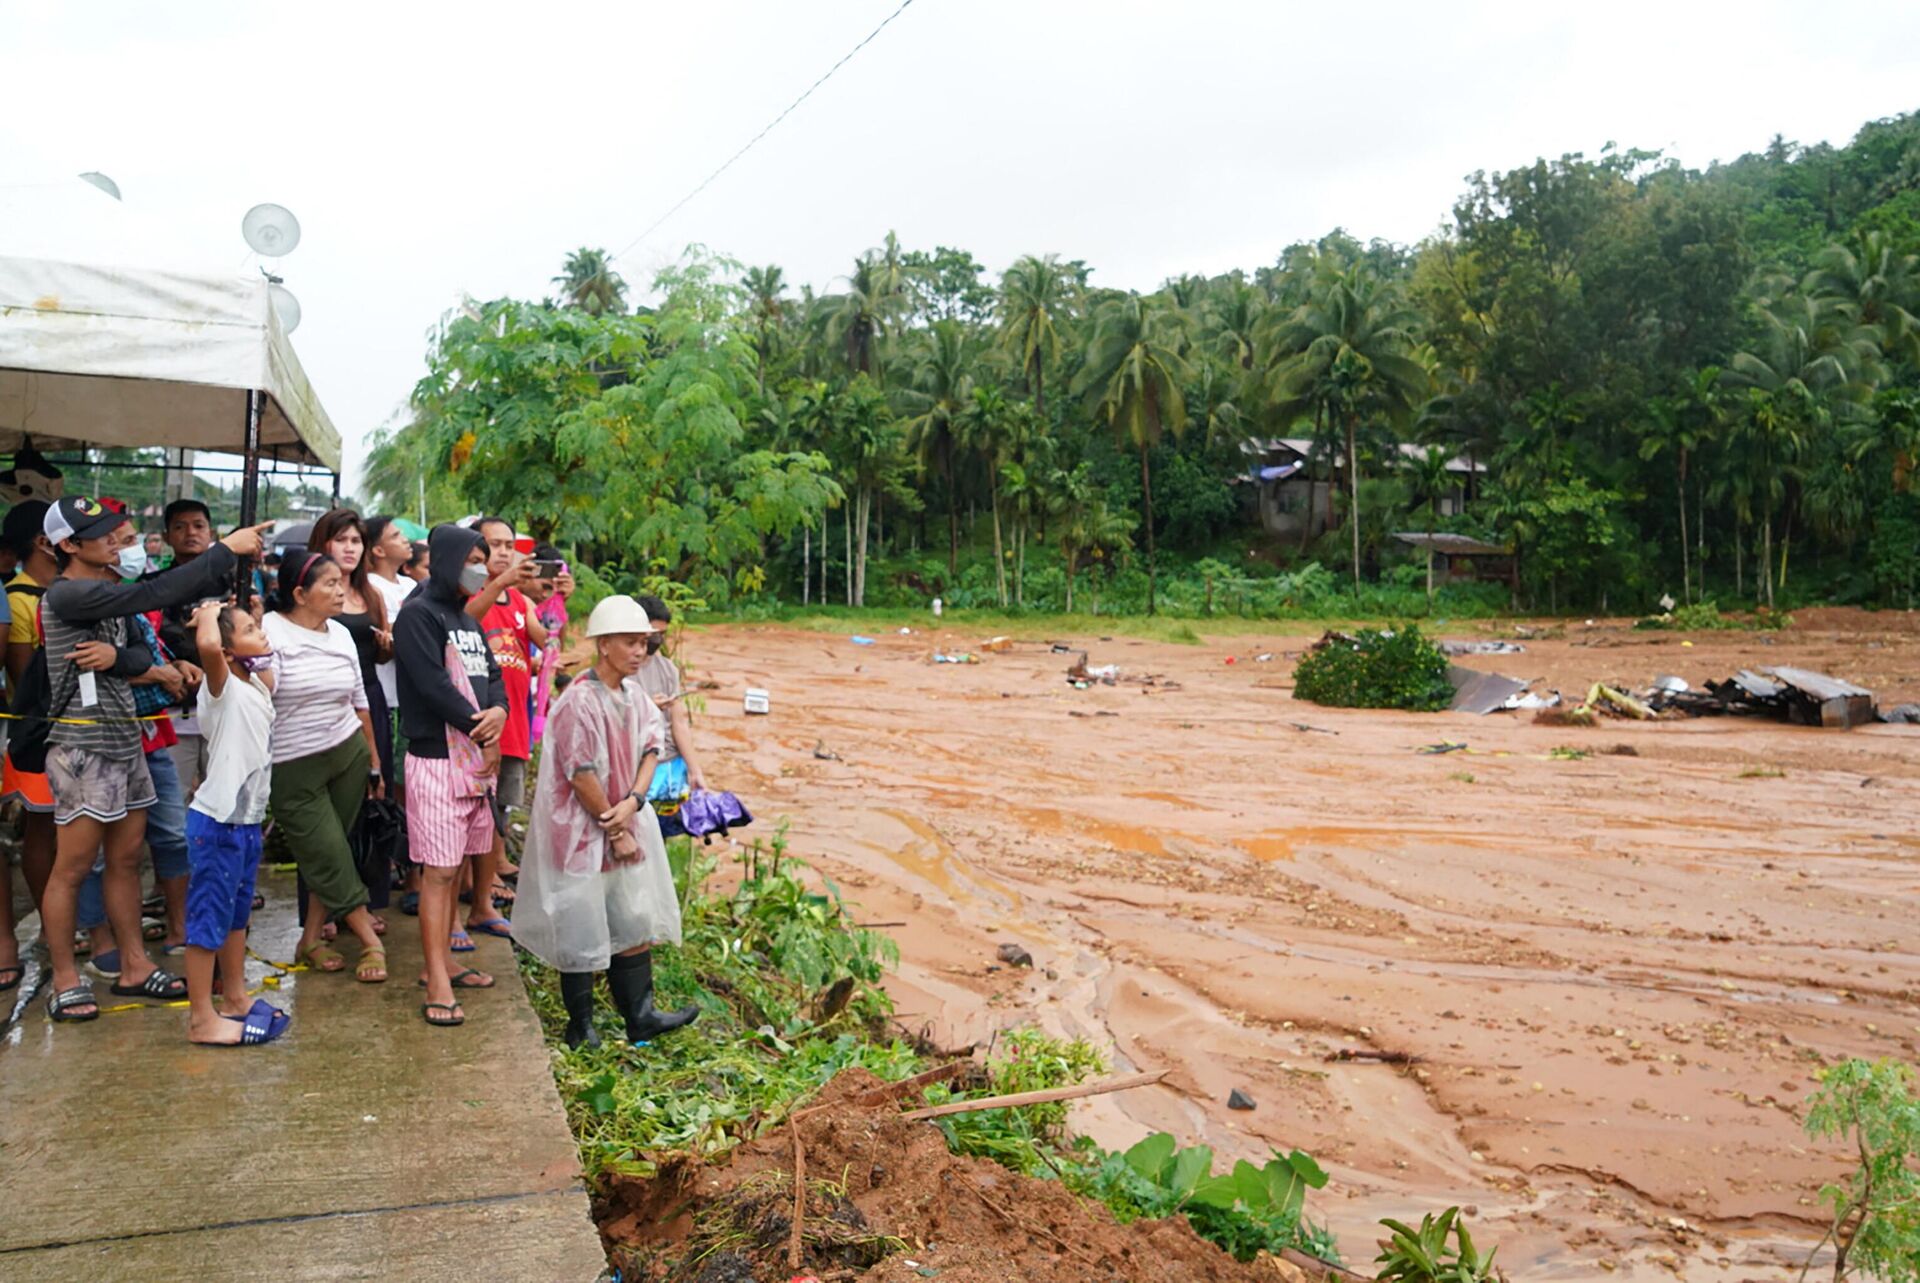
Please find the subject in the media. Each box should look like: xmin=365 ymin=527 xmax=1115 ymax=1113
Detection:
xmin=1637 ymin=367 xmax=1726 ymax=605
xmin=1074 ymin=293 xmax=1191 ymax=613
xmin=901 ymin=320 xmax=977 ymax=576
xmin=958 ymin=387 xmax=1040 ymax=607
xmin=743 ymin=265 xmax=788 ymax=393
xmin=826 ymin=375 xmax=903 ymax=607
xmin=998 ymin=254 xmax=1073 ymax=416
xmin=1401 ymin=444 xmax=1455 ymax=609
xmin=552 ymin=247 xmax=628 ymax=316
xmin=1203 ymin=276 xmax=1264 ymax=372
xmin=1050 ymin=464 xmax=1134 ymax=614
xmin=1259 ymin=267 xmax=1429 ymax=592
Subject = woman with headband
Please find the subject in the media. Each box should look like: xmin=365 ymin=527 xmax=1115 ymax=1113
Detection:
xmin=263 ymin=551 xmax=389 ymax=983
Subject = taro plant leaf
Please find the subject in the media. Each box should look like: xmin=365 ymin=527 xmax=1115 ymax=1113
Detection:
xmin=1170 ymin=1143 xmax=1215 ymax=1200
xmin=1188 ymin=1171 xmax=1243 ymax=1210
xmin=1260 ymin=1149 xmax=1328 ymax=1221
xmin=1285 ymin=1148 xmax=1329 ymax=1188
xmin=1232 ymin=1159 xmax=1271 ymax=1211
xmin=577 ymin=1071 xmax=619 ymax=1117
xmin=1124 ymin=1132 xmax=1178 ymax=1181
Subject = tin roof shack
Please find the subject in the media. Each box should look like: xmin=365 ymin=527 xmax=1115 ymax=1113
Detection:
xmin=1391 ymin=532 xmax=1517 ymax=591
xmin=1242 ymin=439 xmax=1483 ymax=539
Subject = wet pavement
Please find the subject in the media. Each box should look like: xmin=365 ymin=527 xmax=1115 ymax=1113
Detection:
xmin=0 ymin=870 xmax=608 ymax=1282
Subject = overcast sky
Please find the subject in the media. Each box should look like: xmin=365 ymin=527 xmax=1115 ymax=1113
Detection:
xmin=6 ymin=1 xmax=1919 ymax=493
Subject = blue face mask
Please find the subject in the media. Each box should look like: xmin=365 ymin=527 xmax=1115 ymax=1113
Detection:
xmin=116 ymin=546 xmax=147 ymax=580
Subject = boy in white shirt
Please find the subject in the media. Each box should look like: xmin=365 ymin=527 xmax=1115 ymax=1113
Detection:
xmin=183 ymin=601 xmax=287 ymax=1047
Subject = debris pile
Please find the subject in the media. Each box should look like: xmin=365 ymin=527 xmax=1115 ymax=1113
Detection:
xmin=1647 ymin=667 xmax=1879 ymax=729
xmin=594 ymin=1070 xmax=1331 ymax=1283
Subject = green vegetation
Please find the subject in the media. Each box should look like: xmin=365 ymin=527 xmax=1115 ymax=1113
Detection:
xmin=363 ymin=109 xmax=1920 ymax=620
xmin=1293 ymin=626 xmax=1454 ymax=711
xmin=1635 ymin=599 xmax=1792 ymax=630
xmin=528 ymin=825 xmax=1339 ymax=1266
xmin=1800 ymin=1058 xmax=1920 ymax=1283
xmin=1375 ymin=1207 xmax=1502 ymax=1283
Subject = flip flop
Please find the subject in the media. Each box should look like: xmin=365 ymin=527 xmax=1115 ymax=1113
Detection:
xmin=416 ymin=967 xmax=494 ymax=990
xmin=205 ymin=999 xmax=290 ymax=1046
xmin=399 ymin=891 xmax=420 ymax=917
xmin=467 ymin=918 xmax=513 ymax=939
xmin=370 ymin=915 xmax=388 ymax=937
xmin=0 ymin=965 xmax=22 ymax=993
xmin=141 ymin=919 xmax=167 ymax=942
xmin=46 ymin=983 xmax=100 ymax=1022
xmin=421 ymin=1001 xmax=464 ymax=1027
xmin=110 ymin=968 xmax=186 ymax=1000
xmin=449 ymin=930 xmax=475 ymax=954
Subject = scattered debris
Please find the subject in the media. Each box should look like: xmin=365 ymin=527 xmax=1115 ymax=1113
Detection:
xmin=851 ymin=636 xmax=877 ymax=646
xmin=1447 ymin=665 xmax=1530 ymax=715
xmin=1290 ymin=722 xmax=1338 ymax=735
xmin=1325 ymin=1049 xmax=1422 ymax=1066
xmin=995 ymin=942 xmax=1034 ymax=968
xmin=744 ymin=687 xmax=771 ymax=715
xmin=1602 ymin=744 xmax=1640 ymax=757
xmin=813 ymin=742 xmax=841 ymax=762
xmin=1227 ymin=1088 xmax=1257 ymax=1111
xmin=932 ymin=652 xmax=979 ymax=665
xmin=981 ymin=636 xmax=1014 ymax=654
xmin=1881 ymin=703 xmax=1920 ymax=724
xmin=1417 ymin=742 xmax=1469 ymax=755
xmin=1439 ymin=640 xmax=1526 ymax=656
xmin=1650 ymin=665 xmax=1879 ymax=728
xmin=1254 ymin=653 xmax=1274 ymax=663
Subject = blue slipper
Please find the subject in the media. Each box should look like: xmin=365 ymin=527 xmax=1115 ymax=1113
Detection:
xmin=449 ymin=930 xmax=475 ymax=953
xmin=399 ymin=892 xmax=420 ymax=917
xmin=468 ymin=918 xmax=512 ymax=939
xmin=213 ymin=998 xmax=289 ymax=1046
xmin=87 ymin=950 xmax=122 ymax=980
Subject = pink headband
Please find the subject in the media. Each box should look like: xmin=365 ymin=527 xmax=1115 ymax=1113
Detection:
xmin=296 ymin=553 xmax=325 ymax=585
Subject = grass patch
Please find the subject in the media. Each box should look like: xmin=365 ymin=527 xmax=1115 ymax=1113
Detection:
xmin=1636 ymin=600 xmax=1793 ymax=631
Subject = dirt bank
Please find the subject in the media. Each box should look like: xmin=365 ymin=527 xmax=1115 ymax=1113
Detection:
xmin=680 ymin=614 xmax=1920 ymax=1280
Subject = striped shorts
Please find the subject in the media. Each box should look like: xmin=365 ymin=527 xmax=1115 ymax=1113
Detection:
xmin=404 ymin=753 xmax=495 ymax=868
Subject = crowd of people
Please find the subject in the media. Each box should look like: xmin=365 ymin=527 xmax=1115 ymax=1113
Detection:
xmin=0 ymin=490 xmax=711 ymax=1047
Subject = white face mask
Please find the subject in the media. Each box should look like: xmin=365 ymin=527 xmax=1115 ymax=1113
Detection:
xmin=458 ymin=563 xmax=490 ymax=595
xmin=116 ymin=546 xmax=147 ymax=580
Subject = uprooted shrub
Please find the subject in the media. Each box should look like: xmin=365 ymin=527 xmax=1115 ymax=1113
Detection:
xmin=1292 ymin=626 xmax=1454 ymax=712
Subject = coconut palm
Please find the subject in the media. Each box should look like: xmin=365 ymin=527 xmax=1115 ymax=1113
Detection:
xmin=552 ymin=247 xmax=628 ymax=316
xmin=901 ymin=320 xmax=978 ymax=576
xmin=1074 ymin=293 xmax=1191 ymax=613
xmin=1401 ymin=444 xmax=1455 ymax=609
xmin=998 ymin=254 xmax=1073 ymax=416
xmin=743 ymin=264 xmax=788 ymax=393
xmin=831 ymin=250 xmax=909 ymax=377
xmin=1259 ymin=267 xmax=1429 ymax=592
xmin=1637 ymin=367 xmax=1727 ymax=605
xmin=1051 ymin=464 xmax=1135 ymax=614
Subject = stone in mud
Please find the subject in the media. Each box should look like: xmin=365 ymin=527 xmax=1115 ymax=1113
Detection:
xmin=1228 ymin=1088 xmax=1256 ymax=1111
xmin=995 ymin=942 xmax=1034 ymax=968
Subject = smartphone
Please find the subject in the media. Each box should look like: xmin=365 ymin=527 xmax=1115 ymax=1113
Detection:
xmin=531 ymin=558 xmax=565 ymax=573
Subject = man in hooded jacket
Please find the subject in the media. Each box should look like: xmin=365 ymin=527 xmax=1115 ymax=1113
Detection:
xmin=394 ymin=524 xmax=507 ymax=1027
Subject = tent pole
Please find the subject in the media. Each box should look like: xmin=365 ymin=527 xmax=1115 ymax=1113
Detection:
xmin=331 ymin=472 xmax=341 ymax=504
xmin=237 ymin=389 xmax=264 ymax=607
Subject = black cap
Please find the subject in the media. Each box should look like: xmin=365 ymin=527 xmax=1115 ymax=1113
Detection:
xmin=44 ymin=496 xmax=130 ymax=547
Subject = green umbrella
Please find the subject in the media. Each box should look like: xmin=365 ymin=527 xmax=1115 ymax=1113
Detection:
xmin=392 ymin=517 xmax=429 ymax=540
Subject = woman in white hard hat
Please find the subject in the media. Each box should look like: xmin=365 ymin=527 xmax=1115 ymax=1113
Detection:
xmin=509 ymin=594 xmax=698 ymax=1047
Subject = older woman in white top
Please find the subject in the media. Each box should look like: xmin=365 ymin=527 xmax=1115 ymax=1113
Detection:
xmin=264 ymin=552 xmax=388 ymax=983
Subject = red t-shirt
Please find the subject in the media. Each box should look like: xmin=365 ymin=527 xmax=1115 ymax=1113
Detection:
xmin=482 ymin=589 xmax=534 ymax=761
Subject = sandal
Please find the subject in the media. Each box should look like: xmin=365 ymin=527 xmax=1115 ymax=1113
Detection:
xmin=421 ymin=1001 xmax=464 ymax=1027
xmin=449 ymin=930 xmax=475 ymax=954
xmin=370 ymin=915 xmax=388 ymax=936
xmin=199 ymin=999 xmax=290 ymax=1046
xmin=355 ymin=947 xmax=388 ymax=984
xmin=296 ymin=942 xmax=347 ymax=973
xmin=0 ymin=964 xmax=22 ymax=993
xmin=110 ymin=968 xmax=187 ymax=1000
xmin=142 ymin=919 xmax=167 ymax=942
xmin=417 ymin=967 xmax=494 ymax=990
xmin=467 ymin=918 xmax=512 ymax=940
xmin=46 ymin=983 xmax=98 ymax=1022
xmin=399 ymin=891 xmax=420 ymax=917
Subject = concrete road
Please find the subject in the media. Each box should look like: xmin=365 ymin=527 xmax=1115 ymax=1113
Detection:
xmin=0 ymin=870 xmax=608 ymax=1282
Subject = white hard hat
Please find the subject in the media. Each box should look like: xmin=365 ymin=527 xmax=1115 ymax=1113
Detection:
xmin=585 ymin=594 xmax=655 ymax=639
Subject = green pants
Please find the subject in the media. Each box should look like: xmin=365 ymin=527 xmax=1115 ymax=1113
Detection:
xmin=271 ymin=734 xmax=371 ymax=918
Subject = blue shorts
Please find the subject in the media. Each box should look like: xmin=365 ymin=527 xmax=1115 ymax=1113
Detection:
xmin=185 ymin=811 xmax=264 ymax=950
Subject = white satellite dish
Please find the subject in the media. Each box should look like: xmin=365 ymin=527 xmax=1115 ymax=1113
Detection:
xmin=268 ymin=283 xmax=302 ymax=333
xmin=242 ymin=203 xmax=301 ymax=256
xmin=77 ymin=172 xmax=122 ymax=201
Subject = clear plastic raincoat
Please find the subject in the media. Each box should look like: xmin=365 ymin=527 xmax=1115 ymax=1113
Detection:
xmin=510 ymin=670 xmax=683 ymax=972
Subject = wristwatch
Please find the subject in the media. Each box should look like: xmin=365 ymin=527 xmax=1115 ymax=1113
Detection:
xmin=627 ymin=790 xmax=645 ymax=807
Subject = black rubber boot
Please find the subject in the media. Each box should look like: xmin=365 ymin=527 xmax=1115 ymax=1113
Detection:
xmin=606 ymin=950 xmax=698 ymax=1044
xmin=559 ymin=970 xmax=601 ymax=1049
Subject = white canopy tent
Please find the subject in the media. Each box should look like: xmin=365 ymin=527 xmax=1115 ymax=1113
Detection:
xmin=0 ymin=254 xmax=341 ymax=520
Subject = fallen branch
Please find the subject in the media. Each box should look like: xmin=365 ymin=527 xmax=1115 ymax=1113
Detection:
xmin=787 ymin=1120 xmax=806 ymax=1271
xmin=899 ymin=1069 xmax=1168 ymax=1121
xmin=794 ymin=1060 xmax=968 ymax=1120
xmin=1324 ymin=1049 xmax=1422 ymax=1065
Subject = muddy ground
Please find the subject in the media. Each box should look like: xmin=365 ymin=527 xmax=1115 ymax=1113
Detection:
xmin=678 ymin=609 xmax=1920 ymax=1280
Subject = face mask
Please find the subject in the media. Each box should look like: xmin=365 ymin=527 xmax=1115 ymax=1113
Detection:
xmin=116 ymin=546 xmax=147 ymax=580
xmin=459 ymin=563 xmax=490 ymax=596
xmin=238 ymin=652 xmax=274 ymax=675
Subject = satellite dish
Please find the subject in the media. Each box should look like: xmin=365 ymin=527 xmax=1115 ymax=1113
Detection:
xmin=77 ymin=172 xmax=122 ymax=201
xmin=242 ymin=203 xmax=301 ymax=256
xmin=268 ymin=283 xmax=302 ymax=333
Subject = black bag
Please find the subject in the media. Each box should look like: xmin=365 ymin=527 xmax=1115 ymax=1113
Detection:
xmin=350 ymin=797 xmax=408 ymax=905
xmin=7 ymin=591 xmax=68 ymax=775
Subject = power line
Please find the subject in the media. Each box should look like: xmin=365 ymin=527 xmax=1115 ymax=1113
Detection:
xmin=612 ymin=0 xmax=918 ymax=263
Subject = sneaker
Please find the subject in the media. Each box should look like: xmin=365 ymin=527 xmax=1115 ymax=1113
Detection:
xmin=88 ymin=949 xmax=123 ymax=980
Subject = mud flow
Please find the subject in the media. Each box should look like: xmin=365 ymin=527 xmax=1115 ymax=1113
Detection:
xmin=686 ymin=612 xmax=1920 ymax=1280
